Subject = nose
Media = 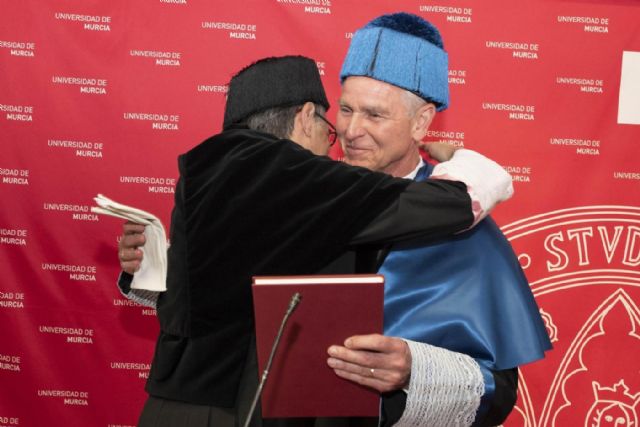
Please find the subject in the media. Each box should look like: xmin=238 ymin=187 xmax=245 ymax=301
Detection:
xmin=340 ymin=113 xmax=366 ymax=143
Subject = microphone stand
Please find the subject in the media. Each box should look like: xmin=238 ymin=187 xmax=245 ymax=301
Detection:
xmin=242 ymin=292 xmax=302 ymax=427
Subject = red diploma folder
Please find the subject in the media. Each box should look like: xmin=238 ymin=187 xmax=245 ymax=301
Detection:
xmin=251 ymin=274 xmax=384 ymax=418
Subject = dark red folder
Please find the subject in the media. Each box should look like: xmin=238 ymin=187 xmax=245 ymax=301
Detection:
xmin=251 ymin=274 xmax=384 ymax=418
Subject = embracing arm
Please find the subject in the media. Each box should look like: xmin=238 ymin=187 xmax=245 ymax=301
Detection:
xmin=351 ymin=148 xmax=512 ymax=246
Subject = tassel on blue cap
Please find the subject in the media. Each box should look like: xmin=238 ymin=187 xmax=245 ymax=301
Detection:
xmin=340 ymin=12 xmax=449 ymax=111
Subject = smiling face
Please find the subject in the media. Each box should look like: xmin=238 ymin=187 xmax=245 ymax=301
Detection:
xmin=336 ymin=76 xmax=436 ymax=177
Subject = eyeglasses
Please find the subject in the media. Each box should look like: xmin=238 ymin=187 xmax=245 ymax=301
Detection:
xmin=314 ymin=113 xmax=338 ymax=146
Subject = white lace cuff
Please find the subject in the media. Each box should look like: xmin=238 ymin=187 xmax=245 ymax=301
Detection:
xmin=431 ymin=149 xmax=513 ymax=227
xmin=395 ymin=340 xmax=484 ymax=427
xmin=117 ymin=272 xmax=159 ymax=308
xmin=124 ymin=288 xmax=159 ymax=308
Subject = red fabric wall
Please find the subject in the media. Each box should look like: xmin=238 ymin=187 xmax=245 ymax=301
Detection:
xmin=1 ymin=1 xmax=639 ymax=425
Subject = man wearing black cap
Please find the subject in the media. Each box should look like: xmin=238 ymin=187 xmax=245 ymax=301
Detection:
xmin=117 ymin=55 xmax=514 ymax=426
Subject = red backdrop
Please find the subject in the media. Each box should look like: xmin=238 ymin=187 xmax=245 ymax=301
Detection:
xmin=1 ymin=1 xmax=639 ymax=426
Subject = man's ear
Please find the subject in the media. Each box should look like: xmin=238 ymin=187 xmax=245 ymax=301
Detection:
xmin=411 ymin=103 xmax=436 ymax=141
xmin=297 ymin=102 xmax=316 ymax=137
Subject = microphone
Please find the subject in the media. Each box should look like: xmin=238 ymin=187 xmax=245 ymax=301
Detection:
xmin=243 ymin=292 xmax=302 ymax=427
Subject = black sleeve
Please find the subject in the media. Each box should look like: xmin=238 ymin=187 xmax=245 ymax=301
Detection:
xmin=474 ymin=368 xmax=518 ymax=427
xmin=117 ymin=271 xmax=134 ymax=294
xmin=350 ymin=180 xmax=473 ymax=246
xmin=379 ymin=390 xmax=407 ymax=427
xmin=380 ymin=368 xmax=519 ymax=427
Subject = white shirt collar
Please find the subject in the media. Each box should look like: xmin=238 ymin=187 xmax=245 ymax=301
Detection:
xmin=403 ymin=158 xmax=426 ymax=180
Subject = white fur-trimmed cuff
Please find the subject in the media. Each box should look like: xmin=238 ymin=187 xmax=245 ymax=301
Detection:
xmin=395 ymin=340 xmax=484 ymax=427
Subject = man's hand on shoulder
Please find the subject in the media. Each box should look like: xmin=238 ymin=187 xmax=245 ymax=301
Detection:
xmin=327 ymin=334 xmax=411 ymax=393
xmin=420 ymin=142 xmax=459 ymax=162
xmin=118 ymin=221 xmax=146 ymax=274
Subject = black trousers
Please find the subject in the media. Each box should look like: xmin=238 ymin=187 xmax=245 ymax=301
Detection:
xmin=138 ymin=395 xmax=377 ymax=427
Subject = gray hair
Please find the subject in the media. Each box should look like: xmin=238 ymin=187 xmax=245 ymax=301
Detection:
xmin=245 ymin=103 xmax=327 ymax=139
xmin=402 ymin=90 xmax=429 ymax=117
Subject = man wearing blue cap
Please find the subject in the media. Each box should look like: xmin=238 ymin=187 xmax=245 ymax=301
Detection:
xmin=325 ymin=12 xmax=552 ymax=427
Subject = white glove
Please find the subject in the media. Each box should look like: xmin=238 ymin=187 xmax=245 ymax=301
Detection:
xmin=91 ymin=194 xmax=167 ymax=292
